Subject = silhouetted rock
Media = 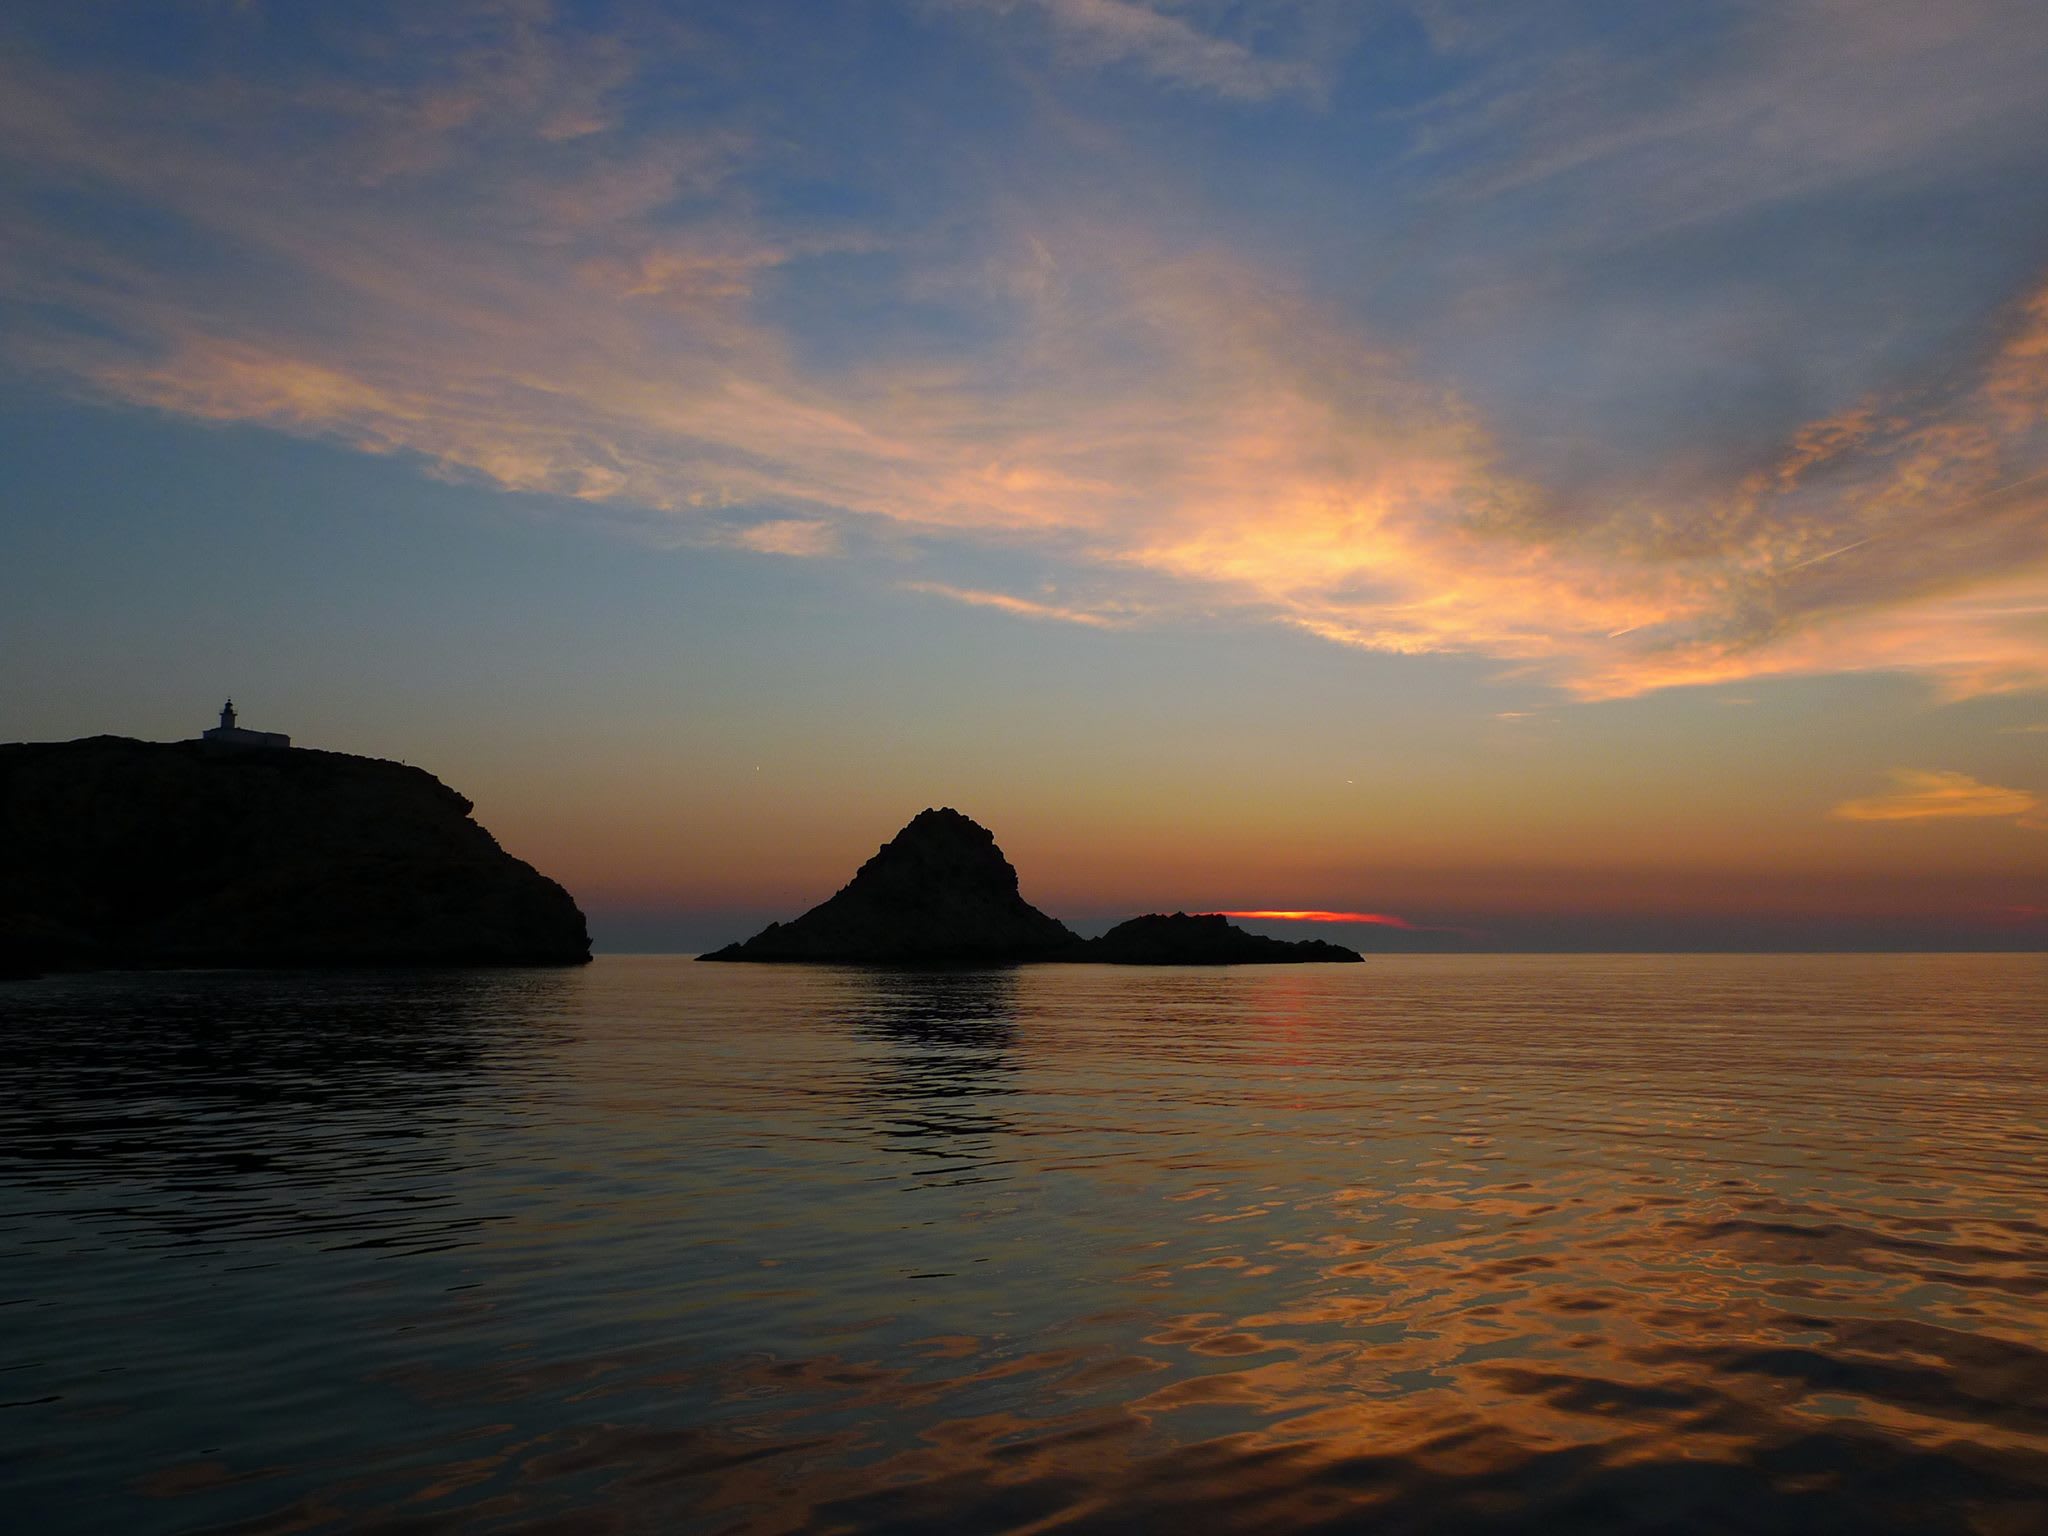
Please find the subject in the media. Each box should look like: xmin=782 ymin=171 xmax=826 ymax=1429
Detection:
xmin=1080 ymin=912 xmax=1362 ymax=964
xmin=699 ymin=813 xmax=1365 ymax=967
xmin=0 ymin=736 xmax=591 ymax=972
xmin=700 ymin=807 xmax=1077 ymax=963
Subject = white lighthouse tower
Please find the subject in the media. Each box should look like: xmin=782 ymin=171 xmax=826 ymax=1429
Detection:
xmin=200 ymin=699 xmax=291 ymax=749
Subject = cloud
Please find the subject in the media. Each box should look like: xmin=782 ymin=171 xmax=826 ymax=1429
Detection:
xmin=727 ymin=520 xmax=843 ymax=557
xmin=1409 ymin=0 xmax=2048 ymax=239
xmin=904 ymin=582 xmax=1135 ymax=628
xmin=1831 ymin=769 xmax=2046 ymax=828
xmin=940 ymin=0 xmax=1330 ymax=102
xmin=3 ymin=6 xmax=2048 ymax=704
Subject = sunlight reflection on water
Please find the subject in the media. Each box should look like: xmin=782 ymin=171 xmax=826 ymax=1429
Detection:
xmin=3 ymin=955 xmax=2047 ymax=1534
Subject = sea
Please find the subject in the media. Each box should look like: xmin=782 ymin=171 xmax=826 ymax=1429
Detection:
xmin=4 ymin=954 xmax=2047 ymax=1535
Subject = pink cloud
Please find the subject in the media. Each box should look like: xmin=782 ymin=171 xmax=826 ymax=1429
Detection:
xmin=3 ymin=19 xmax=2047 ymax=705
xmin=1831 ymin=769 xmax=2046 ymax=828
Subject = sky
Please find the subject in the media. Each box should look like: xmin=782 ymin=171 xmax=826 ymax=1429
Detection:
xmin=3 ymin=0 xmax=2047 ymax=951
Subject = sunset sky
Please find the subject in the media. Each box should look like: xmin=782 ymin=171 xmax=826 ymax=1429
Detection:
xmin=5 ymin=0 xmax=2047 ymax=950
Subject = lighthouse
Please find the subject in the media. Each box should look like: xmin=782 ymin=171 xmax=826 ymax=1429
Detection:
xmin=200 ymin=699 xmax=291 ymax=749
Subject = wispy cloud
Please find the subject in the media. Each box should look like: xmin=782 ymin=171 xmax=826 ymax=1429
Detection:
xmin=904 ymin=582 xmax=1135 ymax=628
xmin=1831 ymin=769 xmax=2046 ymax=828
xmin=940 ymin=0 xmax=1331 ymax=102
xmin=4 ymin=6 xmax=2048 ymax=703
xmin=1410 ymin=0 xmax=2048 ymax=238
xmin=726 ymin=520 xmax=843 ymax=558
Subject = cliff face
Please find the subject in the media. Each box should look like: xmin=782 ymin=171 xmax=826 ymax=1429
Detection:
xmin=701 ymin=807 xmax=1077 ymax=963
xmin=0 ymin=737 xmax=591 ymax=973
xmin=1080 ymin=912 xmax=1362 ymax=964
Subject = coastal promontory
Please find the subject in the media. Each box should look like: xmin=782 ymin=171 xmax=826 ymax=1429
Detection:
xmin=0 ymin=736 xmax=591 ymax=974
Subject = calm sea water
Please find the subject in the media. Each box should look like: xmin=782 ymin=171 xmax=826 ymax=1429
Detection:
xmin=4 ymin=954 xmax=2048 ymax=1534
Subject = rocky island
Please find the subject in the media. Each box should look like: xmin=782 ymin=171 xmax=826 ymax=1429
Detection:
xmin=1079 ymin=911 xmax=1363 ymax=964
xmin=0 ymin=735 xmax=591 ymax=975
xmin=700 ymin=807 xmax=1079 ymax=963
xmin=701 ymin=808 xmax=1362 ymax=965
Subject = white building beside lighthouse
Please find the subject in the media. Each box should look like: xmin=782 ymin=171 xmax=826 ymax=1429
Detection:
xmin=200 ymin=699 xmax=291 ymax=749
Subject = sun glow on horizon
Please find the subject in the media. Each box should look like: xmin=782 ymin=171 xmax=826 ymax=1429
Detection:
xmin=1221 ymin=909 xmax=1422 ymax=928
xmin=1219 ymin=910 xmax=1494 ymax=940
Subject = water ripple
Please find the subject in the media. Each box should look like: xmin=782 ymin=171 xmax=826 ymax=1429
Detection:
xmin=3 ymin=954 xmax=2047 ymax=1533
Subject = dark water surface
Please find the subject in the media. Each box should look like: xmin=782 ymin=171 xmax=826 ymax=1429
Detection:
xmin=5 ymin=955 xmax=2048 ymax=1534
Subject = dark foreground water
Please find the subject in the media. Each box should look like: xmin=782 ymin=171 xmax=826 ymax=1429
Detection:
xmin=4 ymin=955 xmax=2048 ymax=1535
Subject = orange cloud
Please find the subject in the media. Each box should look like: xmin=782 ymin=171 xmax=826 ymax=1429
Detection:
xmin=903 ymin=582 xmax=1135 ymax=628
xmin=5 ymin=27 xmax=2048 ymax=705
xmin=1830 ymin=770 xmax=2046 ymax=828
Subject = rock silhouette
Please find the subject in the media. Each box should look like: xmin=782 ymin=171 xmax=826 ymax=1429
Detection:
xmin=0 ymin=736 xmax=590 ymax=974
xmin=700 ymin=807 xmax=1078 ymax=963
xmin=701 ymin=810 xmax=1362 ymax=965
xmin=1079 ymin=911 xmax=1362 ymax=964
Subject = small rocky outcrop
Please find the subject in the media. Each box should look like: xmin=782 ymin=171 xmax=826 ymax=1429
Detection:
xmin=0 ymin=736 xmax=591 ymax=974
xmin=1080 ymin=912 xmax=1362 ymax=964
xmin=700 ymin=807 xmax=1077 ymax=963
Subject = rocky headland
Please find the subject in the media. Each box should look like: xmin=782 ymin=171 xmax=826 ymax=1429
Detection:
xmin=701 ymin=809 xmax=1362 ymax=965
xmin=0 ymin=736 xmax=591 ymax=975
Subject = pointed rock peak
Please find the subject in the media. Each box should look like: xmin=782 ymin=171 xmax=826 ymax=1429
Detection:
xmin=895 ymin=807 xmax=1009 ymax=850
xmin=893 ymin=807 xmax=1000 ymax=847
xmin=908 ymin=806 xmax=979 ymax=828
xmin=697 ymin=813 xmax=1364 ymax=966
xmin=699 ymin=807 xmax=1074 ymax=963
xmin=849 ymin=807 xmax=1019 ymax=896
